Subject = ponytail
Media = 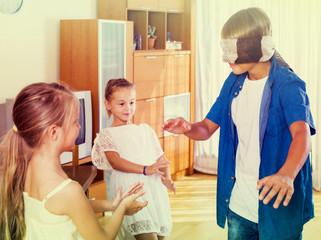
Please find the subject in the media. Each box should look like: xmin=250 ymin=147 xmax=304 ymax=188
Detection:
xmin=0 ymin=129 xmax=30 ymax=240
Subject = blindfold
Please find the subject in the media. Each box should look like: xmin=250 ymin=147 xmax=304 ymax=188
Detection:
xmin=220 ymin=36 xmax=275 ymax=64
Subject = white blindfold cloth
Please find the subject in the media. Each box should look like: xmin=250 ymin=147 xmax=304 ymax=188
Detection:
xmin=221 ymin=36 xmax=275 ymax=64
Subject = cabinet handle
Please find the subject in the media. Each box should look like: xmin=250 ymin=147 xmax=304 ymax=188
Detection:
xmin=139 ymin=6 xmax=151 ymax=10
xmin=168 ymin=9 xmax=179 ymax=12
xmin=145 ymin=56 xmax=157 ymax=59
xmin=146 ymin=98 xmax=156 ymax=102
xmin=174 ymin=54 xmax=184 ymax=58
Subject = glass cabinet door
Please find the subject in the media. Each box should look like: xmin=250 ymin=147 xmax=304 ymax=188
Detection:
xmin=98 ymin=20 xmax=126 ymax=130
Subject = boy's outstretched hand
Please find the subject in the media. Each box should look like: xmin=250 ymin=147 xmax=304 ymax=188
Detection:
xmin=257 ymin=172 xmax=294 ymax=209
xmin=161 ymin=117 xmax=191 ymax=135
xmin=161 ymin=176 xmax=177 ymax=194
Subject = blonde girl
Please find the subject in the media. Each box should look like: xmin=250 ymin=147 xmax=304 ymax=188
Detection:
xmin=92 ymin=78 xmax=176 ymax=240
xmin=0 ymin=82 xmax=147 ymax=240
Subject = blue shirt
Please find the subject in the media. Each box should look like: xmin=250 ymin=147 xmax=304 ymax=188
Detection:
xmin=206 ymin=58 xmax=316 ymax=240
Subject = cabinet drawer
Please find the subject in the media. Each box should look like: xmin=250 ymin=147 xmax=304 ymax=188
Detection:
xmin=134 ymin=55 xmax=164 ymax=99
xmin=134 ymin=97 xmax=164 ymax=138
xmin=158 ymin=0 xmax=184 ymax=12
xmin=88 ymin=181 xmax=107 ymax=200
xmin=127 ymin=0 xmax=158 ymax=11
xmin=164 ymin=134 xmax=189 ymax=174
xmin=164 ymin=54 xmax=190 ymax=95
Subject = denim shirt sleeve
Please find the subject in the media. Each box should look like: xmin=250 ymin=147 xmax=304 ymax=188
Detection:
xmin=280 ymin=79 xmax=316 ymax=135
xmin=206 ymin=73 xmax=236 ymax=125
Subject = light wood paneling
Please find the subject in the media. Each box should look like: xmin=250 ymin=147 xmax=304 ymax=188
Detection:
xmin=164 ymin=53 xmax=190 ymax=95
xmin=127 ymin=0 xmax=158 ymax=11
xmin=127 ymin=10 xmax=148 ymax=50
xmin=167 ymin=13 xmax=184 ymax=43
xmin=126 ymin=21 xmax=134 ymax=82
xmin=97 ymin=0 xmax=127 ymax=20
xmin=149 ymin=11 xmax=166 ymax=49
xmin=133 ymin=55 xmax=164 ymax=99
xmin=164 ymin=134 xmax=189 ymax=175
xmin=60 ymin=19 xmax=99 ymax=141
xmin=133 ymin=97 xmax=164 ymax=138
xmin=159 ymin=0 xmax=185 ymax=12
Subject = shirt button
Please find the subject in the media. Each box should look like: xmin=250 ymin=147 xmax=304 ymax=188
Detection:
xmin=239 ymin=85 xmax=242 ymax=89
xmin=237 ymin=82 xmax=240 ymax=84
xmin=234 ymin=92 xmax=237 ymax=96
xmin=231 ymin=176 xmax=234 ymax=180
xmin=225 ymin=199 xmax=229 ymax=203
xmin=232 ymin=155 xmax=235 ymax=159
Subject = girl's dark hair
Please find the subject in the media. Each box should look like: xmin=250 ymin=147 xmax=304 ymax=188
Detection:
xmin=104 ymin=78 xmax=135 ymax=117
xmin=0 ymin=82 xmax=76 ymax=240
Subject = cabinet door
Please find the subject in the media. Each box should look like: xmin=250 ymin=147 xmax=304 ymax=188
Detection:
xmin=164 ymin=134 xmax=189 ymax=174
xmin=164 ymin=54 xmax=190 ymax=95
xmin=158 ymin=0 xmax=184 ymax=12
xmin=134 ymin=97 xmax=164 ymax=138
xmin=127 ymin=0 xmax=158 ymax=11
xmin=134 ymin=55 xmax=164 ymax=99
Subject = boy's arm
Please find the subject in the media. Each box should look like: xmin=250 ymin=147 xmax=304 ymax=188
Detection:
xmin=162 ymin=117 xmax=220 ymax=141
xmin=257 ymin=121 xmax=312 ymax=209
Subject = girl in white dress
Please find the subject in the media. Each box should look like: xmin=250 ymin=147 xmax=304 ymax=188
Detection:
xmin=92 ymin=78 xmax=176 ymax=240
xmin=0 ymin=82 xmax=147 ymax=240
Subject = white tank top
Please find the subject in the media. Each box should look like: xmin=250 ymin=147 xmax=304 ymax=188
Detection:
xmin=23 ymin=179 xmax=83 ymax=239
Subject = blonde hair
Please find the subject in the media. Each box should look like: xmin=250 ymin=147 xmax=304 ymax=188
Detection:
xmin=221 ymin=8 xmax=272 ymax=39
xmin=104 ymin=78 xmax=135 ymax=117
xmin=0 ymin=82 xmax=76 ymax=240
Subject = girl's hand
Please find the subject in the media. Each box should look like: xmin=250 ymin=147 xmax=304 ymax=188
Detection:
xmin=161 ymin=176 xmax=176 ymax=194
xmin=145 ymin=157 xmax=170 ymax=175
xmin=119 ymin=189 xmax=148 ymax=216
xmin=112 ymin=182 xmax=144 ymax=209
xmin=161 ymin=117 xmax=192 ymax=135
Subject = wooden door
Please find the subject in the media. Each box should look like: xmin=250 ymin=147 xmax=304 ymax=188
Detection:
xmin=133 ymin=97 xmax=164 ymax=138
xmin=164 ymin=53 xmax=190 ymax=95
xmin=134 ymin=55 xmax=164 ymax=99
xmin=158 ymin=0 xmax=184 ymax=12
xmin=164 ymin=134 xmax=189 ymax=174
xmin=127 ymin=0 xmax=158 ymax=10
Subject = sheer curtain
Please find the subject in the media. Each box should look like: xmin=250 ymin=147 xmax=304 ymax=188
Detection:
xmin=194 ymin=0 xmax=321 ymax=190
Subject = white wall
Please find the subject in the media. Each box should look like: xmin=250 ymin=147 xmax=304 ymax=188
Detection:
xmin=0 ymin=0 xmax=97 ymax=103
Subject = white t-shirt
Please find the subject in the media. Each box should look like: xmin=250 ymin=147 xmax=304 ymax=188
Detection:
xmin=229 ymin=75 xmax=268 ymax=223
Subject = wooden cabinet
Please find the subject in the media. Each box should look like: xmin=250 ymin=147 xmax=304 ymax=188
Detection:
xmin=133 ymin=54 xmax=164 ymax=99
xmin=98 ymin=0 xmax=190 ymax=50
xmin=164 ymin=53 xmax=190 ymax=95
xmin=127 ymin=0 xmax=158 ymax=11
xmin=159 ymin=0 xmax=185 ymax=12
xmin=134 ymin=97 xmax=164 ymax=138
xmin=88 ymin=180 xmax=107 ymax=217
xmin=164 ymin=134 xmax=190 ymax=177
xmin=133 ymin=50 xmax=191 ymax=178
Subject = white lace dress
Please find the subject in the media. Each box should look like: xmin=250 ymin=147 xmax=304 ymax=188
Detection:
xmin=92 ymin=123 xmax=172 ymax=239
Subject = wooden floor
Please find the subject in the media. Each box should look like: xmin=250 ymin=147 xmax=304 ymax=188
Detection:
xmin=100 ymin=173 xmax=321 ymax=240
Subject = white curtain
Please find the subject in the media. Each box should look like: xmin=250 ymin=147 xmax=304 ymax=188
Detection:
xmin=194 ymin=0 xmax=321 ymax=190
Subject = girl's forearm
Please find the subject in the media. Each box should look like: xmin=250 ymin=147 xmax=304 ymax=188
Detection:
xmin=89 ymin=200 xmax=115 ymax=213
xmin=102 ymin=204 xmax=126 ymax=240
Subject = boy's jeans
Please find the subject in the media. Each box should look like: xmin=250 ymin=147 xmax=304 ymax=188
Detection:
xmin=227 ymin=209 xmax=302 ymax=240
